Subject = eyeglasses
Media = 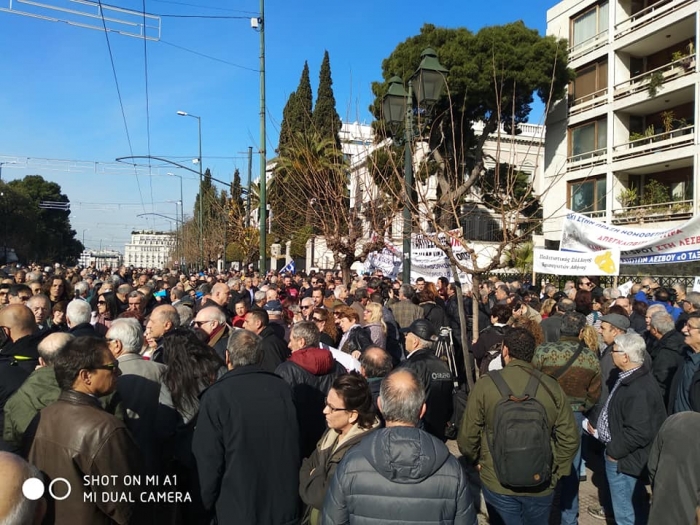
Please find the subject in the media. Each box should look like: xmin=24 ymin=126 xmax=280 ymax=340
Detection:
xmin=324 ymin=397 xmax=349 ymax=412
xmin=686 ymin=325 xmax=700 ymax=332
xmin=301 ymin=305 xmax=312 ymax=310
xmin=97 ymin=301 xmax=106 ymax=305
xmin=581 ymin=281 xmax=592 ymax=286
xmin=312 ymin=317 xmax=324 ymax=322
xmin=18 ymin=296 xmax=31 ymax=301
xmin=191 ymin=320 xmax=211 ymax=327
xmin=92 ymin=362 xmax=119 ymax=372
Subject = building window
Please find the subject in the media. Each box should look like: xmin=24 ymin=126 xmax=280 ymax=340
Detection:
xmin=571 ymin=2 xmax=608 ymax=50
xmin=571 ymin=60 xmax=607 ymax=104
xmin=569 ymin=177 xmax=607 ymax=214
xmin=569 ymin=118 xmax=607 ymax=160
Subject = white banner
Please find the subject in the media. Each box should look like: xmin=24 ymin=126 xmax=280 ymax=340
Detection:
xmin=533 ymin=248 xmax=620 ymax=276
xmin=560 ymin=209 xmax=700 ymax=264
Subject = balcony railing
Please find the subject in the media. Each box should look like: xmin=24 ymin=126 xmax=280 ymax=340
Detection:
xmin=567 ymin=147 xmax=607 ymax=170
xmin=569 ymin=87 xmax=608 ymax=116
xmin=612 ymin=199 xmax=694 ymax=224
xmin=574 ymin=209 xmax=607 ymax=219
xmin=612 ymin=124 xmax=694 ymax=161
xmin=614 ymin=54 xmax=696 ymax=100
xmin=569 ymin=30 xmax=609 ymax=62
xmin=615 ymin=0 xmax=695 ymax=39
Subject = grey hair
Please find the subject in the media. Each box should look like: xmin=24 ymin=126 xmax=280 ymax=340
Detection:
xmin=175 ymin=304 xmax=192 ymax=327
xmin=650 ymin=312 xmax=675 ymax=335
xmin=73 ymin=281 xmax=89 ymax=297
xmin=334 ymin=285 xmax=347 ymax=299
xmin=118 ymin=284 xmax=133 ymax=295
xmin=0 ymin=452 xmax=44 ymax=525
xmin=686 ymin=292 xmax=700 ymax=310
xmin=290 ymin=321 xmax=320 ymax=348
xmin=646 ymin=304 xmax=667 ymax=318
xmin=107 ymin=319 xmax=143 ymax=354
xmin=379 ymin=368 xmax=425 ymax=426
xmin=37 ymin=332 xmax=75 ymax=366
xmin=399 ymin=284 xmax=414 ymax=300
xmin=66 ymin=299 xmax=91 ymax=325
xmin=199 ymin=306 xmax=226 ymax=324
xmin=26 ymin=271 xmax=42 ymax=282
xmin=613 ymin=332 xmax=646 ymax=364
xmin=227 ymin=329 xmax=262 ymax=368
xmin=26 ymin=294 xmax=50 ymax=310
xmin=414 ymin=335 xmax=434 ymax=350
xmin=254 ymin=290 xmax=266 ymax=303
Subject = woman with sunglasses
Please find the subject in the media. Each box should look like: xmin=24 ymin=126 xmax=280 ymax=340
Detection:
xmin=299 ymin=373 xmax=379 ymax=525
xmin=94 ymin=291 xmax=119 ymax=336
xmin=312 ymin=307 xmax=339 ymax=347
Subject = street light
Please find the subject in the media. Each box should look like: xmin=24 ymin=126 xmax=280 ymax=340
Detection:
xmin=382 ymin=47 xmax=448 ymax=284
xmin=177 ymin=110 xmax=204 ymax=270
xmin=82 ymin=228 xmax=89 ymax=247
xmin=166 ymin=172 xmax=185 ymax=268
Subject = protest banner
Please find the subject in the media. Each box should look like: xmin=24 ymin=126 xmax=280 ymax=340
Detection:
xmin=533 ymin=248 xmax=620 ymax=276
xmin=560 ymin=209 xmax=700 ymax=264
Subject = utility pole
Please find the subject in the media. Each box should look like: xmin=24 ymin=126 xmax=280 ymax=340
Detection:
xmin=247 ymin=146 xmax=253 ymax=229
xmin=258 ymin=0 xmax=267 ymax=275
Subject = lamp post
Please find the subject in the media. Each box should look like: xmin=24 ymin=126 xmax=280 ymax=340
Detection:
xmin=166 ymin=172 xmax=185 ymax=268
xmin=82 ymin=228 xmax=89 ymax=247
xmin=177 ymin=110 xmax=204 ymax=270
xmin=382 ymin=48 xmax=448 ymax=284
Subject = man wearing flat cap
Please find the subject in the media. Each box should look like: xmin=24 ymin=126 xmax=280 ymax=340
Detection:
xmin=398 ymin=319 xmax=453 ymax=441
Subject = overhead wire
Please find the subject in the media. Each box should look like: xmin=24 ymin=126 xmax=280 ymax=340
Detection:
xmin=147 ymin=0 xmax=258 ymax=14
xmin=142 ymin=0 xmax=155 ymax=212
xmin=95 ymin=0 xmax=147 ymax=214
xmin=159 ymin=40 xmax=258 ymax=72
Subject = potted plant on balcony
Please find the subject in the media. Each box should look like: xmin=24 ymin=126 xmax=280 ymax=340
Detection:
xmin=616 ymin=187 xmax=639 ymax=219
xmin=629 ymin=125 xmax=655 ymax=146
xmin=641 ymin=179 xmax=670 ymax=216
xmin=661 ymin=110 xmax=675 ymax=140
xmin=646 ymin=71 xmax=664 ymax=98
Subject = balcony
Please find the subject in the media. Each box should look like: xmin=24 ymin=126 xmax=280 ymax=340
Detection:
xmin=612 ymin=124 xmax=694 ymax=161
xmin=612 ymin=199 xmax=693 ymax=224
xmin=569 ymin=87 xmax=608 ymax=117
xmin=567 ymin=148 xmax=607 ymax=171
xmin=614 ymin=54 xmax=696 ymax=100
xmin=569 ymin=30 xmax=609 ymax=63
xmin=615 ymin=0 xmax=696 ymax=39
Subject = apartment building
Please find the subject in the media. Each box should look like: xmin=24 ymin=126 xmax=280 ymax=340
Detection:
xmin=123 ymin=230 xmax=175 ymax=269
xmin=544 ymin=0 xmax=698 ymax=246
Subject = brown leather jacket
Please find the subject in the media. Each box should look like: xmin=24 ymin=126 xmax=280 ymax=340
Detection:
xmin=27 ymin=390 xmax=142 ymax=525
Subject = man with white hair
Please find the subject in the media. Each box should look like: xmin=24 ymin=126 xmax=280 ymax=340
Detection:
xmin=648 ymin=312 xmax=686 ymax=406
xmin=144 ymin=304 xmax=180 ymax=362
xmin=106 ymin=318 xmax=164 ymax=473
xmin=0 ymin=451 xmax=47 ymax=525
xmin=66 ymin=299 xmax=98 ymax=338
xmin=26 ymin=294 xmax=51 ymax=332
xmin=73 ymin=280 xmax=89 ymax=301
xmin=595 ymin=332 xmax=666 ymax=525
xmin=193 ymin=306 xmax=230 ymax=362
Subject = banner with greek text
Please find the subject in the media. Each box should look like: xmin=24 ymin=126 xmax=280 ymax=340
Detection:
xmin=534 ymin=248 xmax=620 ymax=276
xmin=560 ymin=209 xmax=700 ymax=264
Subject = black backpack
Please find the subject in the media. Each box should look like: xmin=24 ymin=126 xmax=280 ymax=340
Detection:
xmin=487 ymin=369 xmax=557 ymax=489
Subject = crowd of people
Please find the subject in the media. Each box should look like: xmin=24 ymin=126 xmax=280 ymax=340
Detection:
xmin=0 ymin=264 xmax=697 ymax=524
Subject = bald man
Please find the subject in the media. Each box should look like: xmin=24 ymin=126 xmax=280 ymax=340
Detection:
xmin=0 ymin=451 xmax=47 ymax=525
xmin=3 ymin=333 xmax=74 ymax=449
xmin=0 ymin=305 xmax=45 ymax=452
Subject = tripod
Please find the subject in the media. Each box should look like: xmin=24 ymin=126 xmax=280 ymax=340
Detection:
xmin=434 ymin=326 xmax=459 ymax=388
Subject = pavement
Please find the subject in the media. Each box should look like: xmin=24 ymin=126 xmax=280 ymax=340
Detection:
xmin=446 ymin=440 xmax=614 ymax=525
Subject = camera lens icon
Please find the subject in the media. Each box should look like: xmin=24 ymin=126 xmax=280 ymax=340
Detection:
xmin=22 ymin=477 xmax=71 ymax=501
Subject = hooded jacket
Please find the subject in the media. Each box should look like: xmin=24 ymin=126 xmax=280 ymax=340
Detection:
xmin=276 ymin=347 xmax=347 ymax=458
xmin=322 ymin=426 xmax=477 ymax=525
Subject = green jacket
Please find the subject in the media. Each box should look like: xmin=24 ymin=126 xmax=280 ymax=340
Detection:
xmin=457 ymin=359 xmax=579 ymax=496
xmin=3 ymin=367 xmax=123 ymax=448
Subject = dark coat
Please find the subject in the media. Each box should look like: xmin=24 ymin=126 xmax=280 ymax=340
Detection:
xmin=0 ymin=358 xmax=30 ymax=452
xmin=421 ymin=302 xmax=448 ymax=333
xmin=667 ymin=353 xmax=700 ymax=413
xmin=648 ymin=412 xmax=700 ymax=525
xmin=606 ymin=366 xmax=667 ymax=478
xmin=540 ymin=313 xmax=564 ymax=343
xmin=322 ymin=427 xmax=477 ymax=525
xmin=259 ymin=325 xmax=290 ymax=373
xmin=68 ymin=322 xmax=100 ymax=339
xmin=399 ymin=349 xmax=454 ymax=441
xmin=192 ymin=365 xmax=300 ymax=525
xmin=471 ymin=324 xmax=506 ymax=364
xmin=339 ymin=325 xmax=372 ymax=355
xmin=276 ymin=348 xmax=347 ymax=458
xmin=650 ymin=330 xmax=687 ymax=406
xmin=26 ymin=390 xmax=142 ymax=525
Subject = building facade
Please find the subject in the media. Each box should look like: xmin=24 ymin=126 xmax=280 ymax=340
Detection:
xmin=123 ymin=230 xmax=175 ymax=269
xmin=544 ymin=0 xmax=698 ymax=245
xmin=78 ymin=249 xmax=122 ymax=269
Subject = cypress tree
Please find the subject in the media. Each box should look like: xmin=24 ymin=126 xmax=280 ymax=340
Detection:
xmin=277 ymin=62 xmax=313 ymax=155
xmin=312 ymin=50 xmax=342 ymax=147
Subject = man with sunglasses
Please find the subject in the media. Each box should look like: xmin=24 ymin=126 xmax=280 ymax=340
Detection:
xmin=27 ymin=337 xmax=142 ymax=525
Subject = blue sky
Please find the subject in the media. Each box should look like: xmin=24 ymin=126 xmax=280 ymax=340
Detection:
xmin=0 ymin=0 xmax=555 ymax=253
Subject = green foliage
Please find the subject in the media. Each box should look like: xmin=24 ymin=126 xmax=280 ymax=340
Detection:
xmin=641 ymin=179 xmax=670 ymax=206
xmin=647 ymin=71 xmax=664 ymax=98
xmin=507 ymin=241 xmax=533 ymax=274
xmin=277 ymin=62 xmax=313 ymax=155
xmin=1 ymin=175 xmax=83 ymax=264
xmin=480 ymin=163 xmax=540 ymax=217
xmin=230 ymin=168 xmax=244 ymax=216
xmin=370 ymin=22 xmax=572 ymax=172
xmin=312 ymin=50 xmax=342 ymax=148
xmin=291 ymin=225 xmax=314 ymax=259
xmin=368 ymin=145 xmax=405 ymax=198
xmin=617 ymin=187 xmax=638 ymax=208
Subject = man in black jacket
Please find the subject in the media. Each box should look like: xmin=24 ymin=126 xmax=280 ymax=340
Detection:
xmin=540 ymin=298 xmax=575 ymax=343
xmin=193 ymin=329 xmax=300 ymax=525
xmin=596 ymin=332 xmax=666 ymax=525
xmin=243 ymin=309 xmax=289 ymax=372
xmin=648 ymin=312 xmax=687 ymax=406
xmin=398 ymin=319 xmax=453 ymax=441
xmin=668 ymin=312 xmax=700 ymax=413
